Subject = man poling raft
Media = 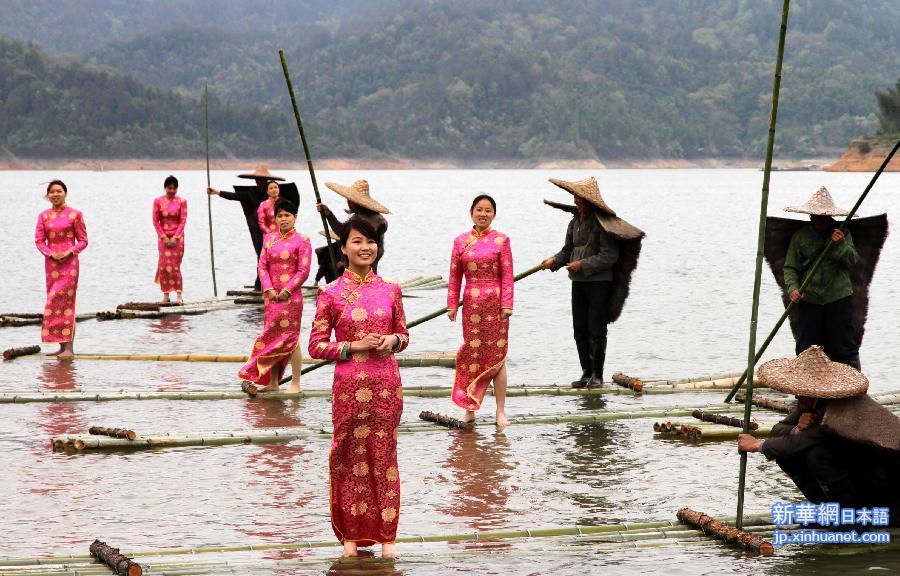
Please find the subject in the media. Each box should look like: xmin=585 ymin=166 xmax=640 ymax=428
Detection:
xmin=206 ymin=166 xmax=301 ymax=290
xmin=541 ymin=177 xmax=645 ymax=389
xmin=763 ymin=187 xmax=888 ymax=370
xmin=316 ymin=180 xmax=389 ymax=274
xmin=737 ymin=346 xmax=899 ymax=524
xmin=314 ymin=230 xmax=344 ymax=285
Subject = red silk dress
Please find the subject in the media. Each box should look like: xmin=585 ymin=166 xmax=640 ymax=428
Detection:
xmin=35 ymin=206 xmax=88 ymax=343
xmin=152 ymin=194 xmax=187 ymax=292
xmin=257 ymin=198 xmax=276 ymax=236
xmin=447 ymin=227 xmax=514 ymax=410
xmin=238 ymin=229 xmax=312 ymax=384
xmin=308 ymin=270 xmax=409 ymax=545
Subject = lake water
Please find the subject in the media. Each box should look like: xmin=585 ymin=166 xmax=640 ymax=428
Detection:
xmin=0 ymin=169 xmax=898 ymax=574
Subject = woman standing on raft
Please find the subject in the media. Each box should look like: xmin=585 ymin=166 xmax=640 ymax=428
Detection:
xmin=447 ymin=194 xmax=513 ymax=427
xmin=35 ymin=180 xmax=88 ymax=359
xmin=256 ymin=179 xmax=280 ymax=236
xmin=308 ymin=217 xmax=409 ymax=558
xmin=152 ymin=175 xmax=187 ymax=304
xmin=238 ymin=198 xmax=311 ymax=393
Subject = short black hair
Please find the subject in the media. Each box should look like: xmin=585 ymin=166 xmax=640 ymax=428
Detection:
xmin=470 ymin=194 xmax=496 ymax=213
xmin=339 ymin=216 xmax=378 ymax=246
xmin=274 ymin=198 xmax=298 ymax=215
xmin=164 ymin=175 xmax=178 ymax=188
xmin=46 ymin=179 xmax=67 ymax=194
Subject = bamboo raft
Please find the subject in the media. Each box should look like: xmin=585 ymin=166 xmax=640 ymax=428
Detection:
xmin=653 ymin=421 xmax=776 ymax=440
xmin=89 ymin=426 xmax=137 ymax=441
xmin=611 ymin=372 xmax=644 ymax=392
xmin=691 ymin=410 xmax=757 ymax=429
xmin=28 ymin=351 xmax=456 ymax=367
xmin=3 ymin=345 xmax=40 ymax=360
xmin=0 ymin=313 xmax=93 ymax=328
xmin=89 ymin=540 xmax=143 ymax=576
xmin=733 ymin=392 xmax=795 ymax=413
xmin=677 ymin=508 xmax=774 ymax=555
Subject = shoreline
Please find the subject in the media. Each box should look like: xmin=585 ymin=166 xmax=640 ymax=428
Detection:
xmin=0 ymin=156 xmax=840 ymax=171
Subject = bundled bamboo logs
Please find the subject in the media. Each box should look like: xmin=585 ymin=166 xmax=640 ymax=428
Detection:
xmin=89 ymin=427 xmax=137 ymax=441
xmin=734 ymin=392 xmax=795 ymax=413
xmin=116 ymin=302 xmax=178 ymax=311
xmin=691 ymin=410 xmax=758 ymax=430
xmin=89 ymin=540 xmax=143 ymax=576
xmin=677 ymin=508 xmax=774 ymax=555
xmin=3 ymin=345 xmax=40 ymax=360
xmin=419 ymin=411 xmax=474 ymax=430
xmin=612 ymin=372 xmax=644 ymax=392
xmin=241 ymin=382 xmax=258 ymax=397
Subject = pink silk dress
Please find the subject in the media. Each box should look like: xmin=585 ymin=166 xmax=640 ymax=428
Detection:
xmin=257 ymin=198 xmax=276 ymax=236
xmin=447 ymin=227 xmax=514 ymax=411
xmin=35 ymin=206 xmax=88 ymax=343
xmin=238 ymin=229 xmax=312 ymax=384
xmin=308 ymin=270 xmax=410 ymax=546
xmin=152 ymin=194 xmax=187 ymax=292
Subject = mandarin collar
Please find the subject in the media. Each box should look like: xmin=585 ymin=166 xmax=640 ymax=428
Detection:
xmin=343 ymin=268 xmax=375 ymax=285
xmin=471 ymin=225 xmax=492 ymax=238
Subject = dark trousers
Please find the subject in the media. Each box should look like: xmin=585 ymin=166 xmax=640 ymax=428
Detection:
xmin=776 ymin=444 xmax=847 ymax=504
xmin=796 ymin=296 xmax=859 ymax=368
xmin=572 ymin=281 xmax=611 ymax=380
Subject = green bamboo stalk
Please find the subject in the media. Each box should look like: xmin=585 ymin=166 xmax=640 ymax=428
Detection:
xmin=736 ymin=0 xmax=791 ymax=531
xmin=204 ymin=83 xmax=218 ymax=297
xmin=278 ymin=50 xmax=338 ymax=273
xmin=291 ymin=263 xmax=544 ymax=379
xmin=724 ymin=138 xmax=900 ymax=406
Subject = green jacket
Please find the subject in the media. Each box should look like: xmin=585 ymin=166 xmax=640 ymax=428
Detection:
xmin=783 ymin=223 xmax=858 ymax=305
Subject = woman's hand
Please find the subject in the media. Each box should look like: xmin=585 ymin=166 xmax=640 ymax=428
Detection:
xmin=375 ymin=334 xmax=400 ymax=357
xmin=277 ymin=289 xmax=291 ymax=302
xmin=447 ymin=309 xmax=457 ymax=322
xmin=263 ymin=289 xmax=277 ymax=303
xmin=500 ymin=308 xmax=513 ymax=321
xmin=352 ymin=333 xmax=382 ymax=352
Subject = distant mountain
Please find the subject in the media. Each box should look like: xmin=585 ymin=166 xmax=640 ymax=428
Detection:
xmin=0 ymin=38 xmax=292 ymax=158
xmin=5 ymin=0 xmax=900 ymax=160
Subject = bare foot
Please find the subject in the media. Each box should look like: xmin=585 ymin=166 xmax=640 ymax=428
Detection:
xmin=382 ymin=542 xmax=398 ymax=558
xmin=58 ymin=352 xmax=75 ymax=360
xmin=496 ymin=412 xmax=510 ymax=429
xmin=459 ymin=410 xmax=476 ymax=423
xmin=285 ymin=383 xmax=301 ymax=394
xmin=47 ymin=346 xmax=65 ymax=356
xmin=342 ymin=541 xmax=358 ymax=557
xmin=161 ymin=294 xmax=170 ymax=303
xmin=257 ymin=383 xmax=279 ymax=392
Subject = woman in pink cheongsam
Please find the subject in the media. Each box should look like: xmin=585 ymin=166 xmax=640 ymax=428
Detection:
xmin=308 ymin=217 xmax=409 ymax=559
xmin=447 ymin=194 xmax=514 ymax=428
xmin=152 ymin=175 xmax=187 ymax=303
xmin=256 ymin=179 xmax=281 ymax=236
xmin=35 ymin=180 xmax=88 ymax=359
xmin=238 ymin=198 xmax=312 ymax=393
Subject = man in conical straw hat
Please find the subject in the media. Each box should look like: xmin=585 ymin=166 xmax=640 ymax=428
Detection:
xmin=764 ymin=187 xmax=888 ymax=371
xmin=316 ymin=179 xmax=389 ymax=273
xmin=313 ymin=229 xmax=344 ymax=284
xmin=738 ymin=346 xmax=899 ymax=516
xmin=207 ymin=166 xmax=300 ymax=290
xmin=540 ymin=176 xmax=644 ymax=389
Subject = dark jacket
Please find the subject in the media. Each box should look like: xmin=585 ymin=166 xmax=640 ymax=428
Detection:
xmin=551 ymin=213 xmax=620 ymax=282
xmin=760 ymin=400 xmax=830 ymax=461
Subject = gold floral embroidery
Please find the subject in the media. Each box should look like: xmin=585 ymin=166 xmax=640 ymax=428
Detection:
xmin=379 ymin=389 xmax=390 ymax=398
xmin=467 ymin=261 xmax=477 ymax=271
xmin=355 ymin=388 xmax=373 ymax=403
xmin=385 ymin=467 xmax=398 ymax=481
xmin=313 ymin=319 xmax=329 ymax=330
xmin=374 ymin=307 xmax=385 ymax=316
xmin=381 ymin=507 xmax=397 ymax=522
xmin=387 ymin=489 xmax=397 ymax=499
xmin=353 ymin=425 xmax=370 ymax=438
xmin=494 ymin=235 xmax=506 ymax=244
xmin=351 ymin=308 xmax=368 ymax=322
xmin=352 ymin=462 xmax=369 ymax=476
xmin=255 ymin=341 xmax=265 ymax=349
xmin=470 ymin=314 xmax=481 ymax=324
xmin=356 ymin=371 xmax=368 ymax=380
xmin=316 ymin=342 xmax=327 ymax=351
xmin=279 ymin=319 xmax=290 ymax=328
xmin=351 ymin=501 xmax=368 ymax=516
xmin=279 ymin=273 xmax=290 ymax=282
xmin=51 ymin=271 xmax=59 ymax=279
xmin=358 ymin=411 xmax=370 ymax=419
xmin=355 ymin=445 xmax=367 ymax=455
xmin=470 ymin=339 xmax=481 ymax=348
xmin=375 ymin=430 xmax=387 ymax=439
xmin=280 ymin=250 xmax=290 ymax=260
xmin=496 ymin=339 xmax=507 ymax=348
xmin=470 ymin=287 xmax=480 ymax=297
xmin=468 ymin=363 xmax=479 ymax=373
xmin=352 ymin=351 xmax=369 ymax=362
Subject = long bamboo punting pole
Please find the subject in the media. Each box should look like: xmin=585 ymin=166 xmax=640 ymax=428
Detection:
xmin=3 ymin=345 xmax=40 ymax=360
xmin=736 ymin=0 xmax=790 ymax=531
xmin=89 ymin=540 xmax=143 ymax=576
xmin=734 ymin=392 xmax=795 ymax=413
xmin=724 ymin=140 xmax=900 ymax=405
xmin=677 ymin=508 xmax=774 ymax=555
xmin=278 ymin=49 xmax=338 ymax=273
xmin=285 ymin=263 xmax=544 ymax=383
xmin=204 ymin=83 xmax=218 ymax=297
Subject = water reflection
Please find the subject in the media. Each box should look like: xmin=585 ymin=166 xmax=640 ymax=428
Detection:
xmin=36 ymin=361 xmax=83 ymax=437
xmin=438 ymin=429 xmax=515 ymax=531
xmin=326 ymin=555 xmax=401 ymax=576
xmin=148 ymin=314 xmax=190 ymax=334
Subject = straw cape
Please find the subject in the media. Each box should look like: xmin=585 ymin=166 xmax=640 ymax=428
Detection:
xmin=784 ymin=186 xmax=852 ymax=216
xmin=318 ymin=229 xmax=340 ymax=241
xmin=238 ymin=165 xmax=285 ymax=181
xmin=757 ymin=345 xmax=868 ymax=399
xmin=543 ymin=177 xmax=646 ymax=324
xmin=763 ymin=213 xmax=888 ymax=346
xmin=325 ymin=180 xmax=390 ymax=214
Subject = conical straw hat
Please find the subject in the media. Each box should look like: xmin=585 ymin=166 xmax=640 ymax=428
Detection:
xmin=757 ymin=345 xmax=868 ymax=399
xmin=238 ymin=165 xmax=285 ymax=181
xmin=318 ymin=229 xmax=340 ymax=241
xmin=548 ymin=177 xmax=616 ymax=216
xmin=784 ymin=187 xmax=852 ymax=217
xmin=324 ymin=180 xmax=390 ymax=214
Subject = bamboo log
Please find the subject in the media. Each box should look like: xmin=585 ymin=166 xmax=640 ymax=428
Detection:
xmin=692 ymin=410 xmax=758 ymax=430
xmin=677 ymin=508 xmax=774 ymax=554
xmin=89 ymin=540 xmax=142 ymax=576
xmin=225 ymin=290 xmax=260 ymax=297
xmin=0 ymin=312 xmax=44 ymax=319
xmin=419 ymin=411 xmax=474 ymax=431
xmin=88 ymin=427 xmax=137 ymax=441
xmin=240 ymin=382 xmax=258 ymax=397
xmin=116 ymin=302 xmax=178 ymax=311
xmin=655 ymin=422 xmax=776 ymax=441
xmin=734 ymin=392 xmax=795 ymax=413
xmin=233 ymin=297 xmax=263 ymax=304
xmin=3 ymin=345 xmax=40 ymax=360
xmin=0 ymin=316 xmax=41 ymax=327
xmin=611 ymin=372 xmax=643 ymax=392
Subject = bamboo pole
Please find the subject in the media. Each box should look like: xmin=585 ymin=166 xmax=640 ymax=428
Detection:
xmin=734 ymin=392 xmax=795 ymax=413
xmin=287 ymin=263 xmax=544 ymax=382
xmin=677 ymin=508 xmax=774 ymax=554
xmin=692 ymin=410 xmax=758 ymax=430
xmin=204 ymin=82 xmax=218 ymax=297
xmin=3 ymin=345 xmax=40 ymax=360
xmin=736 ymin=0 xmax=791 ymax=531
xmin=611 ymin=372 xmax=643 ymax=392
xmin=278 ymin=49 xmax=338 ymax=273
xmin=88 ymin=427 xmax=136 ymax=441
xmin=419 ymin=411 xmax=474 ymax=431
xmin=89 ymin=540 xmax=142 ymax=576
xmin=724 ymin=139 xmax=900 ymax=406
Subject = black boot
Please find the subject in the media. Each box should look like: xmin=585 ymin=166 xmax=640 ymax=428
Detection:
xmin=586 ymin=337 xmax=606 ymax=388
xmin=572 ymin=340 xmax=592 ymax=388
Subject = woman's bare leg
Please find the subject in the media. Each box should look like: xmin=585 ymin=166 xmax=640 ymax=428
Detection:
xmin=176 ymin=291 xmax=183 ymax=305
xmin=494 ymin=362 xmax=509 ymax=428
xmin=342 ymin=541 xmax=358 ymax=557
xmin=286 ymin=346 xmax=302 ymax=393
xmin=161 ymin=292 xmax=170 ymax=303
xmin=58 ymin=341 xmax=75 ymax=360
xmin=382 ymin=542 xmax=398 ymax=558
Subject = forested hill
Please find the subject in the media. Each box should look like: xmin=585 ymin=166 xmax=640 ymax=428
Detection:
xmin=0 ymin=38 xmax=292 ymax=158
xmin=3 ymin=0 xmax=900 ymax=161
